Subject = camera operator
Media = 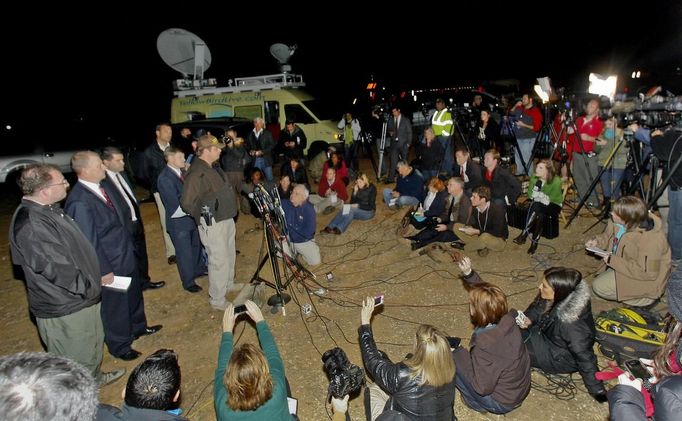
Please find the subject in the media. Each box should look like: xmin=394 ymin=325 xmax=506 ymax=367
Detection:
xmin=358 ymin=297 xmax=457 ymax=420
xmin=651 ymin=128 xmax=682 ymax=267
xmin=569 ymin=99 xmax=604 ymax=207
xmin=510 ymin=94 xmax=542 ymax=177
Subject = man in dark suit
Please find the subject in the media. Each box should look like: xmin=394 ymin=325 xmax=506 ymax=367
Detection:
xmin=144 ymin=123 xmax=176 ymax=264
xmin=157 ymin=147 xmax=206 ymax=293
xmin=65 ymin=151 xmax=161 ymax=361
xmin=386 ymin=105 xmax=413 ymax=183
xmin=101 ymin=147 xmax=164 ymax=291
xmin=453 ymin=149 xmax=483 ymax=196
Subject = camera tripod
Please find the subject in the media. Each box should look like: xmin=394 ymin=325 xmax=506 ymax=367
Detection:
xmin=500 ymin=116 xmax=531 ymax=177
xmin=376 ymin=116 xmax=389 ymax=182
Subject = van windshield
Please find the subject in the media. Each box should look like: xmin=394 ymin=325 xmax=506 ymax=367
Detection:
xmin=301 ymin=100 xmax=333 ymax=121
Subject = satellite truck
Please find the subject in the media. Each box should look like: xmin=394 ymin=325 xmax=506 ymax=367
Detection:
xmin=157 ymin=28 xmax=340 ymax=155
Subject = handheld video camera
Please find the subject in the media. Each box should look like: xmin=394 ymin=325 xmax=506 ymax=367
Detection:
xmin=321 ymin=347 xmax=365 ymax=399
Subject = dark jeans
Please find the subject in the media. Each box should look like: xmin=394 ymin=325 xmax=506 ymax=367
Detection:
xmin=455 ymin=371 xmax=515 ymax=414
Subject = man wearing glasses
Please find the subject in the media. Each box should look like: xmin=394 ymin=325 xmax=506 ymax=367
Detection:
xmin=8 ymin=164 xmax=125 ymax=386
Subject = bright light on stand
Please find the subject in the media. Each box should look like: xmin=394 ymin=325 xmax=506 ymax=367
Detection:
xmin=589 ymin=73 xmax=618 ymax=102
xmin=534 ymin=85 xmax=549 ymax=103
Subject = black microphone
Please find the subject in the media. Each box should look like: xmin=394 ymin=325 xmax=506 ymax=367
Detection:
xmin=534 ymin=179 xmax=542 ymax=192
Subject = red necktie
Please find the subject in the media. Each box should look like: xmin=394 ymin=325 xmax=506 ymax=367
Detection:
xmin=460 ymin=166 xmax=464 ymax=178
xmin=180 ymin=169 xmax=186 ymax=182
xmin=99 ymin=186 xmax=114 ymax=209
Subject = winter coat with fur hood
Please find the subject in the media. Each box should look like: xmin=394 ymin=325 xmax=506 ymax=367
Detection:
xmin=523 ymin=280 xmax=606 ymax=395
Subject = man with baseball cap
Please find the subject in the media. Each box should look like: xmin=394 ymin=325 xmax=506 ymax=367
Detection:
xmin=180 ymin=135 xmax=240 ymax=311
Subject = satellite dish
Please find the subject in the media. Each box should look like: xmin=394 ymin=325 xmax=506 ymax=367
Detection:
xmin=270 ymin=43 xmax=297 ymax=72
xmin=157 ymin=28 xmax=212 ymax=79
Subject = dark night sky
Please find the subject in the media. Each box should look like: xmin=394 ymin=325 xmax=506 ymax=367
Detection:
xmin=3 ymin=3 xmax=681 ymax=143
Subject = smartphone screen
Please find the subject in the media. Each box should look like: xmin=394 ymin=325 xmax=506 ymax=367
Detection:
xmin=625 ymin=359 xmax=650 ymax=380
xmin=374 ymin=295 xmax=384 ymax=306
xmin=234 ymin=304 xmax=247 ymax=315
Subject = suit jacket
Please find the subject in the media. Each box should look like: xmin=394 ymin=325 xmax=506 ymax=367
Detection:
xmin=246 ymin=129 xmax=276 ymax=167
xmin=157 ymin=166 xmax=197 ymax=232
xmin=453 ymin=159 xmax=483 ymax=192
xmin=65 ymin=182 xmax=137 ymax=277
xmin=101 ymin=175 xmax=136 ymax=236
xmin=387 ymin=115 xmax=413 ymax=149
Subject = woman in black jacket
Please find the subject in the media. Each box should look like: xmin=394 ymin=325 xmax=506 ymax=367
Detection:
xmin=321 ymin=173 xmax=376 ymax=235
xmin=359 ymin=297 xmax=457 ymax=420
xmin=520 ymin=267 xmax=607 ymax=402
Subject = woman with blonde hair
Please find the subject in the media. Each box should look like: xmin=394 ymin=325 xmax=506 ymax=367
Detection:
xmin=359 ymin=297 xmax=456 ymax=420
xmin=453 ymin=257 xmax=531 ymax=413
xmin=214 ymin=301 xmax=292 ymax=420
xmin=321 ymin=172 xmax=376 ymax=235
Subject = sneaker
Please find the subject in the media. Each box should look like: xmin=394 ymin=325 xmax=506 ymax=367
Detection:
xmin=320 ymin=227 xmax=333 ymax=234
xmin=450 ymin=240 xmax=465 ymax=250
xmin=323 ymin=206 xmax=336 ymax=215
xmin=477 ymin=248 xmax=489 ymax=257
xmin=332 ymin=227 xmax=342 ymax=235
xmin=99 ymin=368 xmax=126 ymax=386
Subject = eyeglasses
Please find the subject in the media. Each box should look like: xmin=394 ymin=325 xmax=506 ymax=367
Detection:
xmin=44 ymin=179 xmax=69 ymax=188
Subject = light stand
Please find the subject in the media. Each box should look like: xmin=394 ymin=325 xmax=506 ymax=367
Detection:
xmin=376 ymin=116 xmax=389 ymax=181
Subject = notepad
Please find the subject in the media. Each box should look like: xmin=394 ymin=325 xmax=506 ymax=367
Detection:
xmin=288 ymin=397 xmax=298 ymax=415
xmin=104 ymin=276 xmax=132 ymax=291
xmin=342 ymin=204 xmax=351 ymax=215
xmin=586 ymin=245 xmax=609 ymax=258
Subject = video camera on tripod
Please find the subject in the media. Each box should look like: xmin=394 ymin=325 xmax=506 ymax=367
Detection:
xmin=612 ymin=94 xmax=682 ymax=129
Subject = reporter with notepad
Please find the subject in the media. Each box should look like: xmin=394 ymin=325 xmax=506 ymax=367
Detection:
xmin=587 ymin=196 xmax=671 ymax=308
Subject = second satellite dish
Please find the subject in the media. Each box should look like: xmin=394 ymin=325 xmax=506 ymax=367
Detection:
xmin=157 ymin=28 xmax=212 ymax=79
xmin=270 ymin=43 xmax=297 ymax=72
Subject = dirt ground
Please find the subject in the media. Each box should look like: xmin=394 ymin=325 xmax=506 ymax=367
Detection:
xmin=1 ymin=172 xmax=656 ymax=421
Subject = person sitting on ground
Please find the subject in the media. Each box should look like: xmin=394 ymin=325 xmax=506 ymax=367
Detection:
xmin=518 ymin=267 xmax=608 ymax=402
xmin=0 ymin=352 xmax=98 ymax=420
xmin=215 ymin=301 xmax=292 ymax=420
xmin=277 ymin=175 xmax=294 ymax=200
xmin=513 ymin=159 xmax=563 ymax=254
xmin=481 ymin=149 xmax=521 ymax=208
xmin=241 ymin=168 xmax=275 ymax=217
xmin=322 ymin=172 xmax=376 ymax=235
xmin=454 ymin=185 xmax=508 ymax=256
xmin=322 ymin=151 xmax=349 ymax=185
xmin=97 ymin=349 xmax=187 ymax=420
xmin=405 ymin=177 xmax=472 ymax=251
xmin=417 ymin=128 xmax=444 ymax=181
xmin=382 ymin=161 xmax=424 ymax=210
xmin=359 ymin=297 xmax=457 ymax=420
xmin=308 ymin=146 xmax=334 ymax=184
xmin=280 ymin=157 xmax=310 ymax=191
xmin=452 ymin=257 xmax=531 ymax=414
xmin=281 ymin=184 xmax=321 ymax=266
xmin=402 ymin=177 xmax=448 ymax=233
xmin=453 ymin=149 xmax=483 ymax=196
xmin=608 ymin=264 xmax=682 ymax=420
xmin=587 ymin=195 xmax=672 ymax=308
xmin=309 ymin=167 xmax=348 ymax=215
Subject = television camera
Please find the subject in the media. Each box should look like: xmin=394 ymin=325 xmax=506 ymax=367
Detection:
xmin=322 ymin=347 xmax=365 ymax=399
xmin=611 ymin=94 xmax=682 ymax=129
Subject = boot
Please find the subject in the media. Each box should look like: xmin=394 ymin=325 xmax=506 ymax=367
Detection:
xmin=513 ymin=231 xmax=528 ymax=245
xmin=513 ymin=210 xmax=536 ymax=245
xmin=527 ymin=215 xmax=543 ymax=254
